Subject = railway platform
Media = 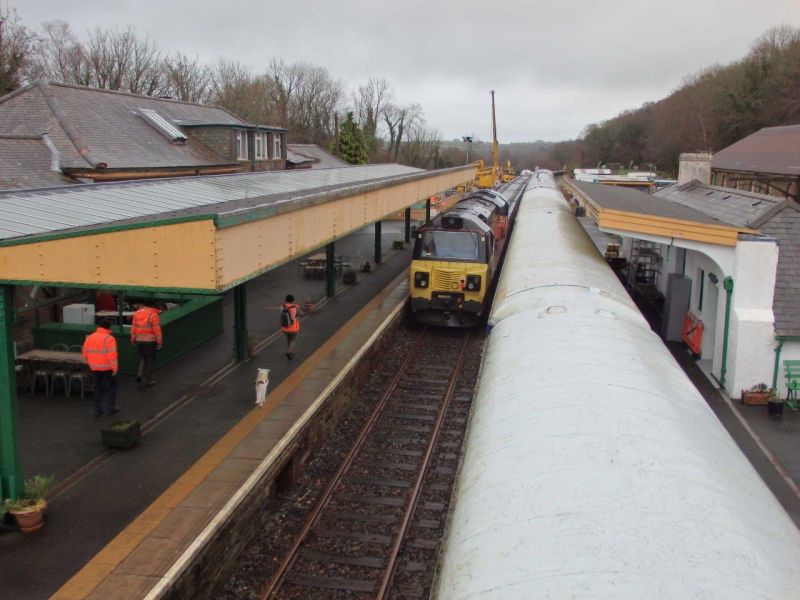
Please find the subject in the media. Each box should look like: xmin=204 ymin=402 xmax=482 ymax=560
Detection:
xmin=0 ymin=222 xmax=414 ymax=600
xmin=2 ymin=217 xmax=800 ymax=599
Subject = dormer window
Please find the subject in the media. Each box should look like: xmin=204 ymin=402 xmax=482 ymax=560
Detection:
xmin=236 ymin=131 xmax=248 ymax=160
xmin=138 ymin=109 xmax=187 ymax=141
xmin=273 ymin=133 xmax=282 ymax=159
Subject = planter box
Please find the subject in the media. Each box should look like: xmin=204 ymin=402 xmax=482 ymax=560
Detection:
xmin=101 ymin=420 xmax=141 ymax=449
xmin=741 ymin=391 xmax=771 ymax=406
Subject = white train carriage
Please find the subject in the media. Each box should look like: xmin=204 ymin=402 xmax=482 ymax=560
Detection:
xmin=433 ymin=170 xmax=800 ymax=599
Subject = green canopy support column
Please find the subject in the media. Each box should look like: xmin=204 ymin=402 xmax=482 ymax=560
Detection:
xmin=404 ymin=208 xmax=411 ymax=244
xmin=325 ymin=242 xmax=336 ymax=298
xmin=374 ymin=221 xmax=382 ymax=265
xmin=0 ymin=285 xmax=22 ymax=499
xmin=233 ymin=283 xmax=248 ymax=362
xmin=425 ymin=198 xmax=432 ymax=223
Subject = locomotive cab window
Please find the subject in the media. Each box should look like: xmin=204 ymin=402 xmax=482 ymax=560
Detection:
xmin=413 ymin=230 xmax=487 ymax=263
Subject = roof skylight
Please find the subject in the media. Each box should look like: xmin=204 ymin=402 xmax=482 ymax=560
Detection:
xmin=138 ymin=109 xmax=187 ymax=141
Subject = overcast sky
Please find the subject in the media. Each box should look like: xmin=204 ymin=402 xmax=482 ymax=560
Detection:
xmin=15 ymin=0 xmax=800 ymax=143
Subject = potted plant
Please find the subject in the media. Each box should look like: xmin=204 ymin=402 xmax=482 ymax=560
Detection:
xmin=101 ymin=420 xmax=141 ymax=450
xmin=742 ymin=383 xmax=772 ymax=406
xmin=767 ymin=389 xmax=785 ymax=418
xmin=303 ymin=299 xmax=315 ymax=313
xmin=342 ymin=269 xmax=358 ymax=285
xmin=4 ymin=474 xmax=54 ymax=533
xmin=392 ymin=240 xmax=405 ymax=250
xmin=361 ymin=261 xmax=372 ymax=273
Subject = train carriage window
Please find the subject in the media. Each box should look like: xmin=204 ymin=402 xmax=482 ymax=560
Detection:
xmin=413 ymin=230 xmax=486 ymax=262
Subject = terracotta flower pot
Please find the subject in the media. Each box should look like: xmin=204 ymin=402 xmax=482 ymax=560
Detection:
xmin=10 ymin=500 xmax=47 ymax=533
xmin=304 ymin=301 xmax=314 ymax=313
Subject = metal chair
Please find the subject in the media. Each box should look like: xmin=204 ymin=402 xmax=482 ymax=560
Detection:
xmin=29 ymin=360 xmax=50 ymax=396
xmin=337 ymin=255 xmax=351 ymax=273
xmin=52 ymin=343 xmax=69 ymax=351
xmin=69 ymin=368 xmax=91 ymax=399
xmin=67 ymin=345 xmax=87 ymax=399
xmin=49 ymin=361 xmax=70 ymax=398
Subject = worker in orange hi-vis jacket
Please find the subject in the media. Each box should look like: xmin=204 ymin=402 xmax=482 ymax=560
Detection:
xmin=280 ymin=294 xmax=303 ymax=360
xmin=130 ymin=303 xmax=163 ymax=386
xmin=82 ymin=319 xmax=119 ymax=417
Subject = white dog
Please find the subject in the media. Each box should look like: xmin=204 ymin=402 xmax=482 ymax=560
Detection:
xmin=255 ymin=368 xmax=270 ymax=407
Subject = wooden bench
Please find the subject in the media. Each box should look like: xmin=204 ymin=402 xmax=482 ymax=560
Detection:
xmin=785 ymin=360 xmax=800 ymax=411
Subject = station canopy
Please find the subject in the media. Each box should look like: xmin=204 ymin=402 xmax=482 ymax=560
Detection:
xmin=0 ymin=164 xmax=474 ymax=293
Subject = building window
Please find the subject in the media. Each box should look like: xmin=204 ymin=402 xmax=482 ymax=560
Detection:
xmin=697 ymin=268 xmax=704 ymax=311
xmin=236 ymin=131 xmax=248 ymax=160
xmin=255 ymin=133 xmax=269 ymax=159
xmin=273 ymin=133 xmax=282 ymax=159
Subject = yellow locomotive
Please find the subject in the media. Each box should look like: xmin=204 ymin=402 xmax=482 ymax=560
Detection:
xmin=409 ymin=189 xmax=514 ymax=327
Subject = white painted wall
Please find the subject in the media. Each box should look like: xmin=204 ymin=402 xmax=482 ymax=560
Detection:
xmin=726 ymin=237 xmax=779 ymax=397
xmin=683 ymin=250 xmax=725 ymax=365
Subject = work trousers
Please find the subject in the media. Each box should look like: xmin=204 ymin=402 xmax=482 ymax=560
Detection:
xmin=91 ymin=370 xmax=117 ymax=416
xmin=136 ymin=341 xmax=158 ymax=382
xmin=285 ymin=332 xmax=297 ymax=355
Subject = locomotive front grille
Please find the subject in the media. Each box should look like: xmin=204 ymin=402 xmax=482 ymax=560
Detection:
xmin=432 ymin=269 xmax=462 ymax=291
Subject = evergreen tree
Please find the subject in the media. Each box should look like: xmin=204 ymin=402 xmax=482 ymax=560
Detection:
xmin=336 ymin=111 xmax=368 ymax=165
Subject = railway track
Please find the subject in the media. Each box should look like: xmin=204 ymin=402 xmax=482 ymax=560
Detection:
xmin=258 ymin=326 xmax=480 ymax=599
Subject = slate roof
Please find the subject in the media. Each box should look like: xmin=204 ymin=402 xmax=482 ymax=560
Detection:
xmin=0 ymin=81 xmax=277 ymax=172
xmin=712 ymin=124 xmax=800 ymax=176
xmin=286 ymin=144 xmax=349 ymax=169
xmin=0 ymin=135 xmax=72 ymax=189
xmin=572 ymin=181 xmax=725 ymax=226
xmin=654 ymin=179 xmax=781 ymax=228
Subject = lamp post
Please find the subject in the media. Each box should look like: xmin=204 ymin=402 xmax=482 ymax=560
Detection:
xmin=462 ymin=136 xmax=473 ymax=165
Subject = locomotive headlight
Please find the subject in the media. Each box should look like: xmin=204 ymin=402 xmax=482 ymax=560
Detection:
xmin=466 ymin=274 xmax=481 ymax=291
xmin=414 ymin=271 xmax=429 ymax=288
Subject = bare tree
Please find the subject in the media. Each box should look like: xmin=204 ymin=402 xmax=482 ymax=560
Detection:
xmin=401 ymin=112 xmax=442 ymax=169
xmin=162 ymin=52 xmax=211 ymax=102
xmin=354 ymin=76 xmax=392 ymax=160
xmin=287 ymin=63 xmax=344 ymax=144
xmin=25 ymin=20 xmax=90 ymax=85
xmin=84 ymin=26 xmax=162 ymax=93
xmin=210 ymin=59 xmax=261 ymax=119
xmin=126 ymin=31 xmax=163 ymax=95
xmin=0 ymin=6 xmax=36 ymax=94
xmin=265 ymin=57 xmax=305 ymax=128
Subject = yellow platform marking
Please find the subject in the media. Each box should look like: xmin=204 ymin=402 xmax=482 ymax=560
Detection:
xmin=53 ymin=270 xmax=408 ymax=599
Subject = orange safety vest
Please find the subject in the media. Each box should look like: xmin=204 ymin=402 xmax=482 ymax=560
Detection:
xmin=281 ymin=303 xmax=300 ymax=334
xmin=82 ymin=327 xmax=118 ymax=372
xmin=131 ymin=307 xmax=163 ymax=345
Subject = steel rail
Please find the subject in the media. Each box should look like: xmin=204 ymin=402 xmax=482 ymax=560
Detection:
xmin=376 ymin=330 xmax=471 ymax=599
xmin=259 ymin=328 xmax=428 ymax=599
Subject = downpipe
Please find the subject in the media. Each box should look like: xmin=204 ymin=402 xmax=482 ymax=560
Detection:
xmin=719 ymin=276 xmax=733 ymax=389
